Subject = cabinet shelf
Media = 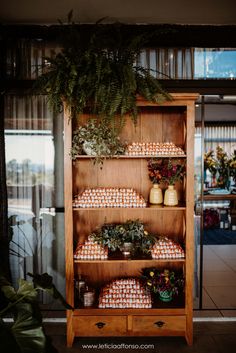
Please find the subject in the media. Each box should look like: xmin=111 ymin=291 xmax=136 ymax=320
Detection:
xmin=73 ymin=204 xmax=186 ymax=211
xmin=75 ymin=154 xmax=187 ymax=160
xmin=74 ymin=258 xmax=185 ymax=264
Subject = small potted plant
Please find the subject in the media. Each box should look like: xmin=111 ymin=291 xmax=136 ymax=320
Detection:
xmin=91 ymin=219 xmax=156 ymax=258
xmin=70 ymin=119 xmax=126 ymax=164
xmin=141 ymin=267 xmax=184 ymax=302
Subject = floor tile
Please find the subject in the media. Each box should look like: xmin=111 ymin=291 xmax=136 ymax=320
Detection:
xmin=203 ymin=259 xmax=230 ymax=272
xmin=194 ymin=310 xmax=222 ymax=317
xmin=209 ymin=245 xmax=236 ymax=259
xmin=205 ymin=286 xmax=236 ymax=309
xmin=222 ymin=258 xmax=236 ymax=272
xmin=203 ymin=246 xmax=220 ymax=260
xmin=202 ymin=288 xmax=218 ymax=309
xmin=203 ymin=271 xmax=236 ymax=286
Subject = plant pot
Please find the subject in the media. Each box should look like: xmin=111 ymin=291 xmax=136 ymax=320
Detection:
xmin=159 ymin=290 xmax=173 ymax=302
xmin=149 ymin=184 xmax=163 ymax=205
xmin=121 ymin=242 xmax=133 ymax=257
xmin=83 ymin=141 xmax=97 ymax=156
xmin=164 ymin=185 xmax=178 ymax=206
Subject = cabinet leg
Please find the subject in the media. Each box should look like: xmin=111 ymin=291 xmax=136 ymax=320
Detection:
xmin=67 ymin=321 xmax=75 ymax=347
xmin=185 ymin=332 xmax=193 ymax=346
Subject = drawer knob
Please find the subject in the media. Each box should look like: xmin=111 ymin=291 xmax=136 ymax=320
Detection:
xmin=95 ymin=322 xmax=106 ymax=329
xmin=154 ymin=320 xmax=165 ymax=328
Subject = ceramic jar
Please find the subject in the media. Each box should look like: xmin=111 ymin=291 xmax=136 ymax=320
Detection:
xmin=164 ymin=185 xmax=178 ymax=206
xmin=149 ymin=184 xmax=163 ymax=205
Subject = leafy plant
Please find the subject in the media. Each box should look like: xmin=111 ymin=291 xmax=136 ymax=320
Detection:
xmin=0 ymin=273 xmax=73 ymax=353
xmin=70 ymin=119 xmax=126 ymax=162
xmin=36 ymin=16 xmax=172 ymax=126
xmin=91 ymin=219 xmax=156 ymax=257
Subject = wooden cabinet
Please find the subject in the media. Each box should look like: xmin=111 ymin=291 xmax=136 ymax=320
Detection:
xmin=64 ymin=93 xmax=198 ymax=347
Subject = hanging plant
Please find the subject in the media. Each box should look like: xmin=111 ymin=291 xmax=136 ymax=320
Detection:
xmin=36 ymin=14 xmax=172 ymax=126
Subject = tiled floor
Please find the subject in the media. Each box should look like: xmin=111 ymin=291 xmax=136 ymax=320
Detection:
xmin=202 ymin=244 xmax=236 ymax=312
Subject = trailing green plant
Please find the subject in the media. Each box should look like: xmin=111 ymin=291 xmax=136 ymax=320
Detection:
xmin=70 ymin=119 xmax=126 ymax=162
xmin=91 ymin=219 xmax=156 ymax=257
xmin=0 ymin=273 xmax=73 ymax=353
xmin=36 ymin=15 xmax=172 ymax=126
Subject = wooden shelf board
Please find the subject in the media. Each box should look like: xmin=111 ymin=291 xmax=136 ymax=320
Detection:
xmin=74 ymin=258 xmax=185 ymax=264
xmin=72 ymin=308 xmax=185 ymax=316
xmin=75 ymin=155 xmax=186 ymax=160
xmin=73 ymin=205 xmax=186 ymax=211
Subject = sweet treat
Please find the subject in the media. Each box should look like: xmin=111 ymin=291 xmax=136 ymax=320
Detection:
xmin=125 ymin=142 xmax=185 ymax=156
xmin=151 ymin=235 xmax=185 ymax=259
xmin=98 ymin=278 xmax=152 ymax=308
xmin=74 ymin=235 xmax=108 ymax=260
xmin=73 ymin=187 xmax=147 ymax=208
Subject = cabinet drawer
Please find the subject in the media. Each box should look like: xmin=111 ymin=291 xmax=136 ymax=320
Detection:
xmin=132 ymin=316 xmax=186 ymax=335
xmin=73 ymin=315 xmax=127 ymax=336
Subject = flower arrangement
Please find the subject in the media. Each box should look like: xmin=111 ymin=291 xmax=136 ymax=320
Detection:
xmin=204 ymin=150 xmax=217 ymax=176
xmin=216 ymin=146 xmax=230 ymax=188
xmin=204 ymin=146 xmax=235 ymax=189
xmin=141 ymin=267 xmax=184 ymax=301
xmin=148 ymin=158 xmax=186 ymax=185
xmin=229 ymin=150 xmax=236 ymax=185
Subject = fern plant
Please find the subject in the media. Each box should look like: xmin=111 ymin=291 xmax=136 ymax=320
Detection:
xmin=37 ymin=19 xmax=172 ymax=125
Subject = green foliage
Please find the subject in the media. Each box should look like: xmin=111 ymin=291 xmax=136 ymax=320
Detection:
xmin=91 ymin=219 xmax=156 ymax=257
xmin=70 ymin=119 xmax=126 ymax=162
xmin=36 ymin=19 xmax=172 ymax=125
xmin=0 ymin=273 xmax=73 ymax=353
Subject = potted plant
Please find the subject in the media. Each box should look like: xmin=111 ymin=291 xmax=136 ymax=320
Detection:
xmin=148 ymin=158 xmax=186 ymax=206
xmin=70 ymin=119 xmax=126 ymax=163
xmin=141 ymin=267 xmax=184 ymax=302
xmin=91 ymin=219 xmax=156 ymax=258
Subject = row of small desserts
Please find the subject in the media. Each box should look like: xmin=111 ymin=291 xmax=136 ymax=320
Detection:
xmin=125 ymin=142 xmax=185 ymax=156
xmin=73 ymin=187 xmax=147 ymax=208
xmin=98 ymin=278 xmax=152 ymax=308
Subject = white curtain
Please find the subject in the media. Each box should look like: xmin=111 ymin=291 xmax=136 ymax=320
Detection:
xmin=4 ymin=94 xmax=65 ymax=303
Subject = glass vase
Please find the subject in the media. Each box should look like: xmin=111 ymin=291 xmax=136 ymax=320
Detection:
xmin=164 ymin=185 xmax=178 ymax=206
xmin=149 ymin=184 xmax=163 ymax=205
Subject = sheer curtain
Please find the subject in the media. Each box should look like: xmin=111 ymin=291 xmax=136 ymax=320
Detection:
xmin=4 ymin=94 xmax=65 ymax=302
xmin=139 ymin=48 xmax=194 ymax=79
